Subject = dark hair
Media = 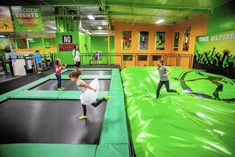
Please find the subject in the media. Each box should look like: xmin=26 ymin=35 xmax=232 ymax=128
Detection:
xmin=69 ymin=69 xmax=81 ymax=78
xmin=157 ymin=59 xmax=164 ymax=65
xmin=55 ymin=59 xmax=60 ymax=66
xmin=36 ymin=50 xmax=39 ymax=53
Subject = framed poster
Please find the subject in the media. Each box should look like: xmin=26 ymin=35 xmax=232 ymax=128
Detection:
xmin=16 ymin=39 xmax=27 ymax=49
xmin=173 ymin=32 xmax=179 ymax=51
xmin=156 ymin=32 xmax=165 ymax=50
xmin=0 ymin=7 xmax=14 ymax=32
xmin=121 ymin=31 xmax=131 ymax=50
xmin=182 ymin=27 xmax=191 ymax=51
xmin=139 ymin=32 xmax=148 ymax=50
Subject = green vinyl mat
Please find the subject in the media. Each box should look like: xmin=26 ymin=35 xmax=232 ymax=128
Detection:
xmin=121 ymin=66 xmax=235 ymax=157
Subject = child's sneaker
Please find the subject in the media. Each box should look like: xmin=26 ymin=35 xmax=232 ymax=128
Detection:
xmin=103 ymin=96 xmax=111 ymax=101
xmin=60 ymin=87 xmax=65 ymax=90
xmin=57 ymin=88 xmax=64 ymax=91
xmin=78 ymin=115 xmax=88 ymax=120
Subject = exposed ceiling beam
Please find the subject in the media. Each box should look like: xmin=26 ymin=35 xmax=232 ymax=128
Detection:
xmin=111 ymin=18 xmax=184 ymax=25
xmin=109 ymin=12 xmax=187 ymax=20
xmin=106 ymin=2 xmax=210 ymax=12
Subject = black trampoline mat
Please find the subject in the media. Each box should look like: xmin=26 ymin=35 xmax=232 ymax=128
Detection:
xmin=62 ymin=70 xmax=112 ymax=75
xmin=31 ymin=79 xmax=110 ymax=91
xmin=0 ymin=99 xmax=106 ymax=144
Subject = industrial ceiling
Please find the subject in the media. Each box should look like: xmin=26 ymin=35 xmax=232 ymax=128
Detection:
xmin=0 ymin=0 xmax=232 ymax=35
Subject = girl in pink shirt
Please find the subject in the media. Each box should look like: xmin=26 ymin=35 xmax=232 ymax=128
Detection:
xmin=55 ymin=59 xmax=67 ymax=90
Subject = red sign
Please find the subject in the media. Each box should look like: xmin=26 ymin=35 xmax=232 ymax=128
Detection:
xmin=59 ymin=44 xmax=75 ymax=51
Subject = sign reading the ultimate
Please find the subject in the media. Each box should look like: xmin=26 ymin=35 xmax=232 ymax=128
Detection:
xmin=193 ymin=30 xmax=235 ymax=78
xmin=11 ymin=6 xmax=44 ymax=32
xmin=197 ymin=32 xmax=235 ymax=43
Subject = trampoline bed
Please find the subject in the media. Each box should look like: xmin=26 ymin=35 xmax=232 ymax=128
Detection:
xmin=30 ymin=79 xmax=110 ymax=91
xmin=0 ymin=99 xmax=106 ymax=144
xmin=62 ymin=70 xmax=112 ymax=75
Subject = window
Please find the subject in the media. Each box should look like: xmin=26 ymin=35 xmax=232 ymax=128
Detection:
xmin=138 ymin=55 xmax=147 ymax=61
xmin=123 ymin=55 xmax=133 ymax=61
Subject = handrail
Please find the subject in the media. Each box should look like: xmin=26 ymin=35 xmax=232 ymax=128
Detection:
xmin=79 ymin=53 xmax=193 ymax=68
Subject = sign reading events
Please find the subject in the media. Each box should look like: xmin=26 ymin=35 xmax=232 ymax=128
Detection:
xmin=11 ymin=6 xmax=44 ymax=32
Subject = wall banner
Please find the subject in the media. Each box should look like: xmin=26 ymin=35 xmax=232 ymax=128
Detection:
xmin=156 ymin=32 xmax=165 ymax=50
xmin=0 ymin=7 xmax=14 ymax=32
xmin=193 ymin=30 xmax=235 ymax=78
xmin=11 ymin=6 xmax=44 ymax=32
xmin=121 ymin=31 xmax=132 ymax=50
xmin=139 ymin=32 xmax=148 ymax=50
xmin=173 ymin=32 xmax=179 ymax=51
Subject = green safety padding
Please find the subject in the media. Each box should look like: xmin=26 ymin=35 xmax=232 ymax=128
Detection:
xmin=121 ymin=66 xmax=235 ymax=157
xmin=99 ymin=91 xmax=128 ymax=144
xmin=0 ymin=97 xmax=8 ymax=103
xmin=95 ymin=144 xmax=129 ymax=157
xmin=58 ymin=91 xmax=109 ymax=100
xmin=50 ymin=75 xmax=112 ymax=80
xmin=11 ymin=90 xmax=63 ymax=99
xmin=0 ymin=144 xmax=96 ymax=157
xmin=62 ymin=68 xmax=114 ymax=71
xmin=110 ymin=69 xmax=123 ymax=91
xmin=0 ymin=76 xmax=51 ymax=99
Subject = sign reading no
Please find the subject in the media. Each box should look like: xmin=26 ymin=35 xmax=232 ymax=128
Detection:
xmin=62 ymin=35 xmax=73 ymax=43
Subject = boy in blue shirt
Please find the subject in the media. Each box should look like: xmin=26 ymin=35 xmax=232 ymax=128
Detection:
xmin=34 ymin=50 xmax=42 ymax=73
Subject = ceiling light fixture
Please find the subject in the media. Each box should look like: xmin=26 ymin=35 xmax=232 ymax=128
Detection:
xmin=79 ymin=20 xmax=82 ymax=28
xmin=98 ymin=26 xmax=102 ymax=30
xmin=87 ymin=15 xmax=95 ymax=20
xmin=155 ymin=19 xmax=165 ymax=24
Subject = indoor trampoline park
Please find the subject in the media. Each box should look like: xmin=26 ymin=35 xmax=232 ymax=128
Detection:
xmin=0 ymin=1 xmax=235 ymax=157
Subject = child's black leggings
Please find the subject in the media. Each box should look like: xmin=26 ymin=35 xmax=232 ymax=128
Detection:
xmin=156 ymin=80 xmax=177 ymax=98
xmin=81 ymin=98 xmax=106 ymax=116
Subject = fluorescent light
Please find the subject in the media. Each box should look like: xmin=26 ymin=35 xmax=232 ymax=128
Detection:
xmin=155 ymin=19 xmax=165 ymax=24
xmin=97 ymin=26 xmax=102 ymax=30
xmin=0 ymin=35 xmax=6 ymax=38
xmin=50 ymin=26 xmax=57 ymax=30
xmin=87 ymin=15 xmax=95 ymax=20
xmin=92 ymin=32 xmax=108 ymax=35
xmin=79 ymin=20 xmax=82 ymax=28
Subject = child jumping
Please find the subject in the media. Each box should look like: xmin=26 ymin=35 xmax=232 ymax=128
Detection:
xmin=69 ymin=69 xmax=111 ymax=120
xmin=156 ymin=59 xmax=177 ymax=98
xmin=55 ymin=59 xmax=67 ymax=90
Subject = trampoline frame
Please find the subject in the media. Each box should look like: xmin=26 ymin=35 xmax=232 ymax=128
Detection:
xmin=28 ymin=78 xmax=111 ymax=91
xmin=0 ymin=68 xmax=130 ymax=157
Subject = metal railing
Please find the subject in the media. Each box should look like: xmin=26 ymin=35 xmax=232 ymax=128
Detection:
xmin=79 ymin=53 xmax=193 ymax=68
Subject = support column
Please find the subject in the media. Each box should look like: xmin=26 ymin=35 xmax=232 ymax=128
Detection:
xmin=107 ymin=24 xmax=111 ymax=65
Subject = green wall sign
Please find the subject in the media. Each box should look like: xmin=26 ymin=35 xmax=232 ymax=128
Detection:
xmin=11 ymin=6 xmax=44 ymax=32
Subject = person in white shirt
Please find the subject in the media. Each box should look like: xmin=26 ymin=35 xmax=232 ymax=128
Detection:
xmin=72 ymin=45 xmax=80 ymax=68
xmin=69 ymin=69 xmax=111 ymax=120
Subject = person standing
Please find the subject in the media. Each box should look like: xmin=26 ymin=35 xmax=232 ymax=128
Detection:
xmin=72 ymin=45 xmax=80 ymax=68
xmin=156 ymin=59 xmax=177 ymax=98
xmin=34 ymin=50 xmax=42 ymax=73
xmin=54 ymin=59 xmax=67 ymax=90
